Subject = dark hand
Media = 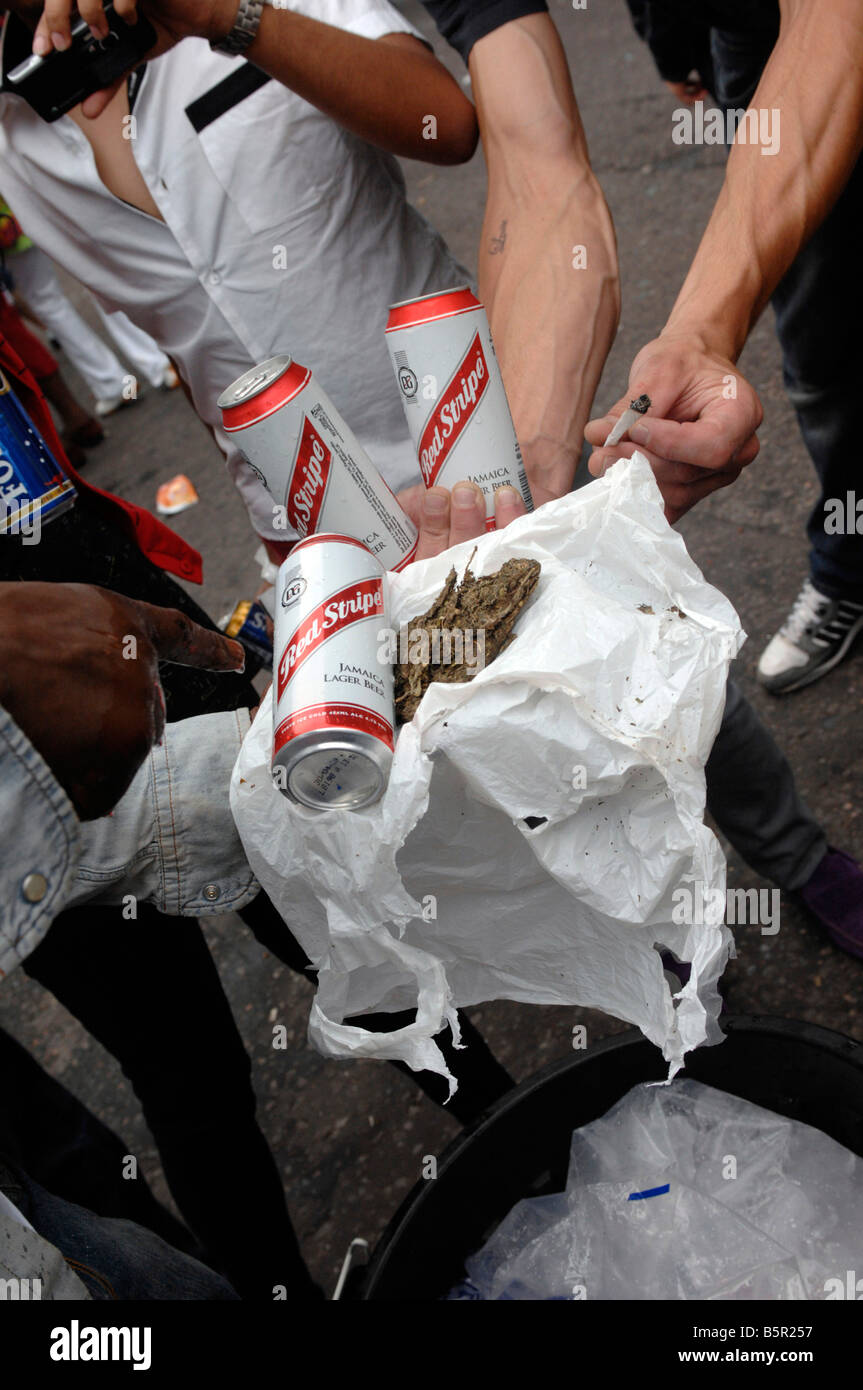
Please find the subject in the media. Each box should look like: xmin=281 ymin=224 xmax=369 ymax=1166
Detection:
xmin=0 ymin=581 xmax=244 ymax=819
xmin=31 ymin=0 xmax=238 ymax=117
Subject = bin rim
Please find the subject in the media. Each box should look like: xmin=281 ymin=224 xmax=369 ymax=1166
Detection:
xmin=359 ymin=1013 xmax=863 ymax=1300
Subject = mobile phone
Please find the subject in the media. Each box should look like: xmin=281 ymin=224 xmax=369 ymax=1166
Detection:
xmin=0 ymin=4 xmax=157 ymax=122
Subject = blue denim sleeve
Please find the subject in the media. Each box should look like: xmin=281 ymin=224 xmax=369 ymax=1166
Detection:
xmin=0 ymin=704 xmax=80 ymax=979
xmin=72 ymin=709 xmax=259 ymax=917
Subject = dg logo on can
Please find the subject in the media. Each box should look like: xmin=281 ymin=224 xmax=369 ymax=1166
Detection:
xmin=281 ymin=575 xmax=307 ymax=608
xmin=398 ymin=367 xmax=418 ymax=398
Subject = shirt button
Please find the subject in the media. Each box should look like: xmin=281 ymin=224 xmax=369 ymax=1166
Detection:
xmin=203 ymin=884 xmax=221 ymax=902
xmin=22 ymin=873 xmax=48 ymax=903
xmin=208 ymin=272 xmax=221 ymax=286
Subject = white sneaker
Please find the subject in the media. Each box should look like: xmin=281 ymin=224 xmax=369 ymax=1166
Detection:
xmin=757 ymin=579 xmax=863 ymax=694
xmin=94 ymin=389 xmax=141 ymax=417
xmin=156 ymin=364 xmax=180 ymax=391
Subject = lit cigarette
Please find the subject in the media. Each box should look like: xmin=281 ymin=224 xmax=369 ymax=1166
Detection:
xmin=603 ymin=393 xmax=652 ymax=449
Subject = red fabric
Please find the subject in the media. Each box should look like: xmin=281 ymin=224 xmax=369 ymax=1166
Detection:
xmin=0 ymin=334 xmax=203 ymax=585
xmin=0 ymin=294 xmax=58 ymax=380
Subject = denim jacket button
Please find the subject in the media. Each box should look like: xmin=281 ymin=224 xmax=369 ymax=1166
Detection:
xmin=22 ymin=873 xmax=48 ymax=903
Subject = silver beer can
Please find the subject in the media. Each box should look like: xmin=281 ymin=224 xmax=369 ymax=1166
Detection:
xmin=385 ymin=286 xmax=533 ymax=528
xmin=218 ymin=355 xmax=418 ymax=571
xmin=272 ymin=534 xmax=394 ymax=811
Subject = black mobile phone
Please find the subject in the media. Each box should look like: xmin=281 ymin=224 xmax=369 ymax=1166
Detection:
xmin=0 ymin=4 xmax=157 ymax=122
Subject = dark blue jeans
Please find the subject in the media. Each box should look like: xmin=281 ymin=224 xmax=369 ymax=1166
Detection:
xmin=708 ymin=5 xmax=863 ymax=600
xmin=1 ymin=1157 xmax=238 ymax=1300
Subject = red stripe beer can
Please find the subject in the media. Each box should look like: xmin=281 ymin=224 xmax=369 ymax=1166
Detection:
xmin=272 ymin=534 xmax=394 ymax=810
xmin=218 ymin=356 xmax=418 ymax=571
xmin=385 ymin=286 xmax=533 ymax=529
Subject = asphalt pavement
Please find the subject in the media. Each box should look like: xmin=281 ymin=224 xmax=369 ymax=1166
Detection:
xmin=2 ymin=0 xmax=861 ymax=1296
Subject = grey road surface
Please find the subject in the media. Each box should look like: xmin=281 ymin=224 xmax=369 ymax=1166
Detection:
xmin=2 ymin=0 xmax=861 ymax=1297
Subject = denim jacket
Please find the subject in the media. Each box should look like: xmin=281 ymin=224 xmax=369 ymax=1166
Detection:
xmin=0 ymin=705 xmax=258 ymax=979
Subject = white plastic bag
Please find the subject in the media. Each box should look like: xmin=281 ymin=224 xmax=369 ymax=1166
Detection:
xmin=230 ymin=455 xmax=744 ymax=1090
xmin=462 ymin=1079 xmax=863 ymax=1300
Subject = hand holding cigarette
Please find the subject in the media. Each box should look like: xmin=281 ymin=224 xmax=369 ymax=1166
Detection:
xmin=602 ymin=393 xmax=652 ymax=449
xmin=583 ymin=335 xmax=764 ymax=523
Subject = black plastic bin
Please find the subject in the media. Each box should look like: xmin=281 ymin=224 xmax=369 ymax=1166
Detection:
xmin=358 ymin=1015 xmax=863 ymax=1300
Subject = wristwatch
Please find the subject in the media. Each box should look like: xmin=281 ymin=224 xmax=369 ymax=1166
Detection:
xmin=210 ymin=0 xmax=265 ymax=56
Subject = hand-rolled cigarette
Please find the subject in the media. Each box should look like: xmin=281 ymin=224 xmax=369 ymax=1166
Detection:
xmin=603 ymin=393 xmax=652 ymax=449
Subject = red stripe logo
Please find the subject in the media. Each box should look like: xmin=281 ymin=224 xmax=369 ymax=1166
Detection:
xmin=287 ymin=415 xmax=331 ymax=537
xmin=417 ymin=332 xmax=489 ymax=487
xmin=276 ymin=577 xmax=384 ymax=700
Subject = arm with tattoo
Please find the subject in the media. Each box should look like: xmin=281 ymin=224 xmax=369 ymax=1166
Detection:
xmin=470 ymin=13 xmax=620 ymax=504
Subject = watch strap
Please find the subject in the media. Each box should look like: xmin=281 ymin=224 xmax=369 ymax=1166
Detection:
xmin=210 ymin=0 xmax=265 ymax=56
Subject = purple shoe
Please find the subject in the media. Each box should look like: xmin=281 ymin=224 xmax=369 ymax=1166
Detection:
xmin=797 ymin=847 xmax=863 ymax=961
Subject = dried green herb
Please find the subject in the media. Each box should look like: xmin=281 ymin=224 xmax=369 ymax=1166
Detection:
xmin=395 ymin=553 xmax=541 ymax=721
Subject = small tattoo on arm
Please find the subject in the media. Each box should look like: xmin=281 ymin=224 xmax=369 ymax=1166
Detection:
xmin=488 ymin=219 xmax=507 ymax=255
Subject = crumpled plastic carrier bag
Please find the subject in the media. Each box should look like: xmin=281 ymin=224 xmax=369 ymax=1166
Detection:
xmin=461 ymin=1079 xmax=863 ymax=1300
xmin=230 ymin=454 xmax=744 ymax=1092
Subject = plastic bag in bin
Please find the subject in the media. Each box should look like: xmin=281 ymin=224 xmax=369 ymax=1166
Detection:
xmin=460 ymin=1080 xmax=863 ymax=1299
xmin=230 ymin=454 xmax=744 ymax=1092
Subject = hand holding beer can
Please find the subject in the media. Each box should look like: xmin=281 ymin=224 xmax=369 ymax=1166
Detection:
xmin=385 ymin=287 xmax=533 ymax=529
xmin=272 ymin=534 xmax=395 ymax=811
xmin=218 ymin=356 xmax=418 ymax=571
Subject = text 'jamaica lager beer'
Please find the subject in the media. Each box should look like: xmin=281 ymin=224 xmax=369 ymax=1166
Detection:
xmin=385 ymin=286 xmax=533 ymax=529
xmin=272 ymin=535 xmax=395 ymax=810
xmin=218 ymin=355 xmax=417 ymax=571
xmin=0 ymin=366 xmax=76 ymax=533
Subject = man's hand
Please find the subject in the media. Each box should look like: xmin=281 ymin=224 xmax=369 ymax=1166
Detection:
xmin=30 ymin=0 xmax=234 ymax=116
xmin=258 ymin=482 xmax=525 ymax=569
xmin=31 ymin=0 xmax=478 ymax=161
xmin=398 ymin=481 xmax=526 ymax=561
xmin=33 ymin=0 xmax=231 ymax=54
xmin=0 ymin=582 xmax=244 ymax=820
xmin=584 ymin=334 xmax=763 ymax=523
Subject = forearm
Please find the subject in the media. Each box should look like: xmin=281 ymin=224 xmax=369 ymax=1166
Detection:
xmin=239 ymin=8 xmax=477 ymax=164
xmin=664 ymin=0 xmax=863 ymax=360
xmin=471 ymin=15 xmax=619 ymax=503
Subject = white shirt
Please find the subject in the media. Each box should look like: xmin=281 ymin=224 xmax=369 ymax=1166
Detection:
xmin=0 ymin=1 xmax=468 ymax=539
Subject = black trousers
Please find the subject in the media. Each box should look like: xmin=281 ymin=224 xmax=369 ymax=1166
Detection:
xmin=0 ymin=497 xmax=513 ymax=1296
xmin=0 ymin=1025 xmax=199 ymax=1256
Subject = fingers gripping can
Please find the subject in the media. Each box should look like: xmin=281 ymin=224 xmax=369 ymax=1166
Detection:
xmin=218 ymin=356 xmax=418 ymax=571
xmin=385 ymin=286 xmax=533 ymax=528
xmin=272 ymin=534 xmax=394 ymax=810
